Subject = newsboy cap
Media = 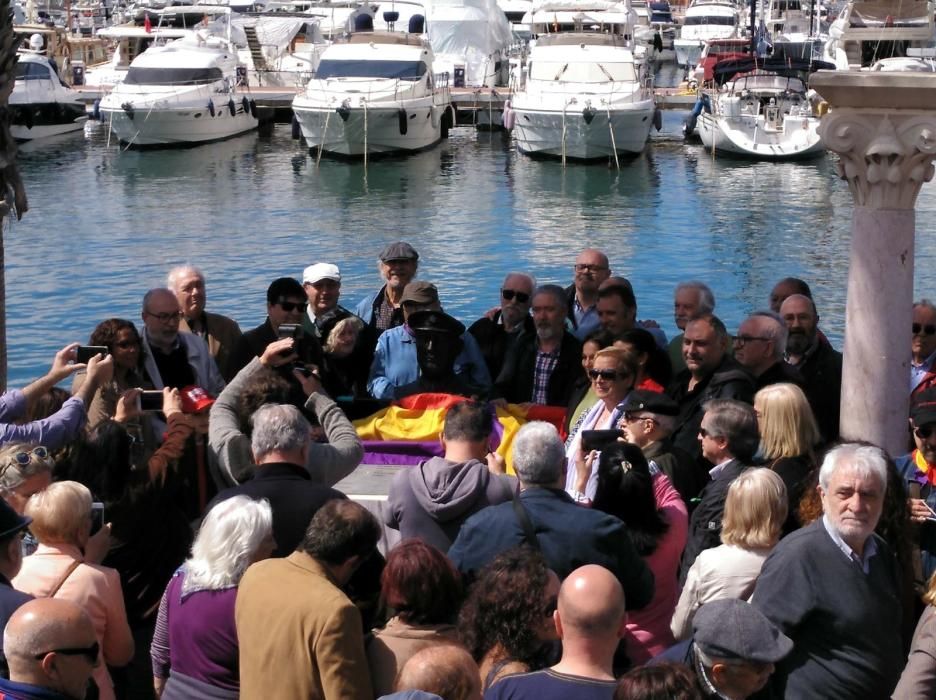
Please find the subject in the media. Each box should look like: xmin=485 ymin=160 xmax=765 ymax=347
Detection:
xmin=400 ymin=281 xmax=439 ymax=306
xmin=620 ymin=390 xmax=679 ymax=417
xmin=693 ymin=599 xmax=793 ymax=664
xmin=379 ymin=241 xmax=419 ymax=262
xmin=408 ymin=310 xmax=465 ymax=336
xmin=912 ymin=388 xmax=936 ymax=427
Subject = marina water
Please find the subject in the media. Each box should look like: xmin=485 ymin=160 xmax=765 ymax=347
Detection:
xmin=6 ymin=108 xmax=936 ymax=386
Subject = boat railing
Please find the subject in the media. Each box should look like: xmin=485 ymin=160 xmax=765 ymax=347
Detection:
xmin=433 ymin=71 xmax=451 ymax=105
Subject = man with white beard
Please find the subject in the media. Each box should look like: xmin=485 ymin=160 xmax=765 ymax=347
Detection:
xmin=494 ymin=285 xmax=582 ymax=407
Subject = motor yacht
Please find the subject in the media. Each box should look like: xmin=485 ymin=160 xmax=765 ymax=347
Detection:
xmin=674 ymin=0 xmax=743 ymax=67
xmin=291 ymin=29 xmax=453 ymax=157
xmin=10 ymin=51 xmax=87 ymax=140
xmin=822 ymin=0 xmax=935 ymax=68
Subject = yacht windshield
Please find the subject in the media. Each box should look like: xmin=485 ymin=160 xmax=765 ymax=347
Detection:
xmin=15 ymin=61 xmax=54 ymax=80
xmin=124 ymin=67 xmax=225 ymax=85
xmin=684 ymin=15 xmax=737 ymax=25
xmin=315 ymin=59 xmax=427 ymax=80
xmin=529 ymin=60 xmax=637 ymax=82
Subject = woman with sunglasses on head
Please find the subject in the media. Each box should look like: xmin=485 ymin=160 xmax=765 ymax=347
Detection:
xmin=12 ymin=481 xmax=135 ymax=700
xmin=564 ymin=347 xmax=640 ymax=502
xmin=592 ymin=442 xmax=687 ymax=667
xmin=0 ymin=443 xmax=54 ymax=558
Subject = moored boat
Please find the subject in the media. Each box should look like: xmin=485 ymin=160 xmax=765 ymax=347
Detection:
xmin=10 ymin=50 xmax=87 ymax=140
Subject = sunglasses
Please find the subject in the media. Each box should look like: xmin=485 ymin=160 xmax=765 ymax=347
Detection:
xmin=146 ymin=310 xmax=183 ymax=323
xmin=277 ymin=300 xmax=308 ymax=313
xmin=588 ymin=369 xmax=628 ymax=381
xmin=699 ymin=427 xmax=715 ymax=438
xmin=913 ymin=323 xmax=936 ymax=336
xmin=34 ymin=641 xmax=100 ymax=665
xmin=574 ymin=264 xmax=608 ymax=273
xmin=917 ymin=426 xmax=936 ymax=440
xmin=501 ymin=289 xmax=530 ymax=304
xmin=8 ymin=446 xmax=49 ymax=466
xmin=623 ymin=412 xmax=657 ymax=424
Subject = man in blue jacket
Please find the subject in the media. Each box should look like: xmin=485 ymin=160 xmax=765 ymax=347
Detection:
xmin=448 ymin=421 xmax=654 ymax=610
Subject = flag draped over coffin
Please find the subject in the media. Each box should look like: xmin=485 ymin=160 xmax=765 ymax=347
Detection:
xmin=353 ymin=393 xmax=568 ymax=473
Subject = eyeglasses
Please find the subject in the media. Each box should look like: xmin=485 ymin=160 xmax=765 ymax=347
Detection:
xmin=732 ymin=335 xmax=772 ymax=347
xmin=276 ymin=300 xmax=308 ymax=313
xmin=501 ymin=289 xmax=530 ymax=304
xmin=699 ymin=427 xmax=715 ymax=438
xmin=574 ymin=264 xmax=608 ymax=273
xmin=588 ymin=369 xmax=628 ymax=381
xmin=623 ymin=412 xmax=657 ymax=424
xmin=917 ymin=426 xmax=936 ymax=440
xmin=34 ymin=641 xmax=100 ymax=665
xmin=913 ymin=323 xmax=936 ymax=336
xmin=146 ymin=310 xmax=183 ymax=323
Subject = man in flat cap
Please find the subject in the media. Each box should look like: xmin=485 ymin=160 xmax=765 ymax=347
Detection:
xmin=355 ymin=242 xmax=420 ymax=337
xmin=620 ymin=390 xmax=708 ymax=506
xmin=654 ymin=598 xmax=792 ymax=700
xmin=367 ymin=282 xmax=490 ymax=400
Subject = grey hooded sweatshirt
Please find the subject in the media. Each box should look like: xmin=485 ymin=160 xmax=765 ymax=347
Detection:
xmin=385 ymin=456 xmax=517 ymax=552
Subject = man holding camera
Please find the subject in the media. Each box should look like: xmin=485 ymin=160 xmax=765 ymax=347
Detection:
xmin=229 ymin=277 xmax=323 ymax=379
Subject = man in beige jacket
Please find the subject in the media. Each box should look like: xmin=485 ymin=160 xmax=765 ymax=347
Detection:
xmin=236 ymin=499 xmax=380 ymax=700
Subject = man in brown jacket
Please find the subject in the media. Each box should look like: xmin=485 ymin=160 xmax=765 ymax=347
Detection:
xmin=235 ymin=499 xmax=380 ymax=700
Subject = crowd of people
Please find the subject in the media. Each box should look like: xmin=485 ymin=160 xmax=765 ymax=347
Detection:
xmin=1 ymin=241 xmax=936 ymax=699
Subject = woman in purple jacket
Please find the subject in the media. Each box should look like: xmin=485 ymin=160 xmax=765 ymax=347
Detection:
xmin=151 ymin=495 xmax=274 ymax=700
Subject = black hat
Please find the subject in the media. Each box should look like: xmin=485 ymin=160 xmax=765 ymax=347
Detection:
xmin=620 ymin=390 xmax=679 ymax=417
xmin=0 ymin=498 xmax=31 ymax=541
xmin=912 ymin=388 xmax=936 ymax=427
xmin=408 ymin=310 xmax=465 ymax=336
xmin=379 ymin=241 xmax=419 ymax=262
xmin=693 ymin=599 xmax=793 ymax=664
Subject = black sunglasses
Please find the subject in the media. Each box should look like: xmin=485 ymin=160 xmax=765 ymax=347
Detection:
xmin=277 ymin=300 xmax=307 ymax=313
xmin=501 ymin=289 xmax=530 ymax=304
xmin=913 ymin=323 xmax=936 ymax=336
xmin=34 ymin=641 xmax=99 ymax=664
xmin=917 ymin=426 xmax=936 ymax=440
xmin=588 ymin=369 xmax=627 ymax=381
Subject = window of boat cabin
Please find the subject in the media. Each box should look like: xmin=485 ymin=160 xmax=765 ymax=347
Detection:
xmin=529 ymin=59 xmax=637 ymax=83
xmin=314 ymin=59 xmax=428 ymax=80
xmin=124 ymin=66 xmax=225 ymax=84
xmin=15 ymin=61 xmax=53 ymax=81
xmin=683 ymin=15 xmax=737 ymax=24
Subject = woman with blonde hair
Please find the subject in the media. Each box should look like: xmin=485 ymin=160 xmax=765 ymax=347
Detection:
xmin=0 ymin=442 xmax=53 ymax=516
xmin=754 ymin=382 xmax=821 ymax=534
xmin=893 ymin=569 xmax=936 ymax=697
xmin=670 ymin=468 xmax=787 ymax=640
xmin=12 ymin=480 xmax=135 ymax=700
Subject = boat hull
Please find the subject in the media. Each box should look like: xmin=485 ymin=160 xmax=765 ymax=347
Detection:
xmin=100 ymin=103 xmax=258 ymax=146
xmin=512 ymin=101 xmax=656 ymax=160
xmin=9 ymin=102 xmax=88 ymax=141
xmin=697 ymin=111 xmax=825 ymax=159
xmin=293 ymin=102 xmax=443 ymax=157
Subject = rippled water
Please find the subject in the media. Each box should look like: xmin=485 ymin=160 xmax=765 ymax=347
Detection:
xmin=6 ymin=103 xmax=936 ymax=386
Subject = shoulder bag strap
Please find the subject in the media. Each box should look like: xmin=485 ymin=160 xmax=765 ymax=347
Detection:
xmin=511 ymin=493 xmax=540 ymax=551
xmin=48 ymin=559 xmax=81 ymax=599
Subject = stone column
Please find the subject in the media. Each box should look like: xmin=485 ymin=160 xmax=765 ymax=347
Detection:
xmin=812 ymin=71 xmax=936 ymax=456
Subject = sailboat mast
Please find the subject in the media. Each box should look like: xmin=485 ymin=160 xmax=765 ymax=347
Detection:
xmin=750 ymin=0 xmax=756 ymax=54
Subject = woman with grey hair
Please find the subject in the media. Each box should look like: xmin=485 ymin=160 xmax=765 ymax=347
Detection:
xmin=0 ymin=442 xmax=53 ymax=516
xmin=151 ymin=495 xmax=274 ymax=699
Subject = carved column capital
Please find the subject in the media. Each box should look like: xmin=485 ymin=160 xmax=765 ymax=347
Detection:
xmin=818 ymin=108 xmax=936 ymax=210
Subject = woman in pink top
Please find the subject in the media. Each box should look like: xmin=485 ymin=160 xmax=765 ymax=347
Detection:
xmin=592 ymin=442 xmax=688 ymax=665
xmin=12 ymin=481 xmax=134 ymax=700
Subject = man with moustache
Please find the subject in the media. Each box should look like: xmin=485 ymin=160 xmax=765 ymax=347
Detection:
xmin=911 ymin=299 xmax=936 ymax=397
xmin=897 ymin=388 xmax=936 ymax=584
xmin=168 ymin=265 xmax=243 ymax=382
xmin=667 ymin=314 xmax=754 ymax=459
xmin=564 ymin=249 xmax=612 ymax=339
xmin=780 ymin=294 xmax=841 ymax=442
xmin=355 ymin=242 xmax=420 ymax=337
xmin=495 ymin=285 xmax=582 ymax=407
xmin=596 ymin=279 xmax=667 ymax=349
xmin=469 ymin=272 xmax=536 ymax=379
xmin=668 ymin=281 xmax=715 ymax=375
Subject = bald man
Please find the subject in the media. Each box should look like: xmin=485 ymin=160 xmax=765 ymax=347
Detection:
xmin=484 ymin=565 xmax=626 ymax=699
xmin=1 ymin=598 xmax=99 ymax=700
xmin=566 ymin=249 xmax=612 ymax=339
xmin=382 ymin=645 xmax=480 ymax=700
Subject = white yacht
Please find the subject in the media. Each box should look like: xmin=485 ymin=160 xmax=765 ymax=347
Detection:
xmin=291 ymin=31 xmax=452 ymax=157
xmin=507 ymin=31 xmax=657 ymax=161
xmin=674 ymin=0 xmax=743 ymax=67
xmin=822 ymin=0 xmax=935 ymax=69
xmin=425 ymin=0 xmax=513 ymax=89
xmin=10 ymin=52 xmax=87 ymax=140
xmin=695 ymin=57 xmax=829 ymax=158
xmin=98 ymin=27 xmax=258 ymax=146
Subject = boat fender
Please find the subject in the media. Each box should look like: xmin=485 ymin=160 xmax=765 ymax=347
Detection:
xmin=242 ymin=96 xmax=250 ymax=114
xmin=23 ymin=108 xmax=33 ymax=130
xmin=336 ymin=104 xmax=351 ymax=122
xmin=228 ymin=99 xmax=236 ymax=117
xmin=121 ymin=102 xmax=135 ymax=121
xmin=291 ymin=114 xmax=301 ymax=139
xmin=398 ymin=108 xmax=408 ymax=135
xmin=653 ymin=107 xmax=662 ymax=131
xmin=208 ymin=100 xmax=215 ymax=117
xmin=92 ymin=99 xmax=101 ymax=121
xmin=250 ymin=99 xmax=258 ymax=118
xmin=582 ymin=105 xmax=596 ymax=125
xmin=503 ymin=101 xmax=515 ymax=130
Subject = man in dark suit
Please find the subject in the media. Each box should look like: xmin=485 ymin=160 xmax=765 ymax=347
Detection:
xmin=678 ymin=399 xmax=758 ymax=586
xmin=208 ymin=402 xmax=345 ymax=557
